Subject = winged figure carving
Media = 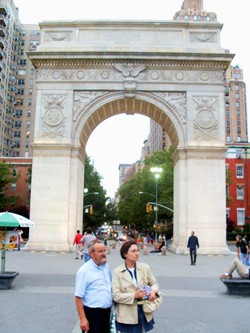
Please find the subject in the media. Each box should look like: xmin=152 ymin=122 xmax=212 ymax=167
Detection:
xmin=115 ymin=63 xmax=146 ymax=78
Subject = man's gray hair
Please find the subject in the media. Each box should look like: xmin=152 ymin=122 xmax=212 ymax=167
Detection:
xmin=88 ymin=239 xmax=103 ymax=252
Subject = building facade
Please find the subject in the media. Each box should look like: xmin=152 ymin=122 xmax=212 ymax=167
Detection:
xmin=0 ymin=0 xmax=39 ymax=158
xmin=226 ymin=145 xmax=250 ymax=226
xmin=0 ymin=156 xmax=32 ymax=212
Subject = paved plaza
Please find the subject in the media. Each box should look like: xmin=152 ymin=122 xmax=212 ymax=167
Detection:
xmin=1 ymin=243 xmax=249 ymax=333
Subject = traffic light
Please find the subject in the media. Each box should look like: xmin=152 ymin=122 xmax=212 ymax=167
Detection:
xmin=89 ymin=205 xmax=93 ymax=214
xmin=146 ymin=204 xmax=152 ymax=213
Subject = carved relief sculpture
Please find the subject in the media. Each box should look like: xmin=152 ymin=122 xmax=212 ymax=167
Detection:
xmin=193 ymin=96 xmax=218 ymax=140
xmin=41 ymin=95 xmax=66 ymax=138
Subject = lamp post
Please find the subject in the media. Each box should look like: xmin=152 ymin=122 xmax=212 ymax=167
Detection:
xmin=83 ymin=188 xmax=99 ymax=228
xmin=150 ymin=167 xmax=162 ymax=241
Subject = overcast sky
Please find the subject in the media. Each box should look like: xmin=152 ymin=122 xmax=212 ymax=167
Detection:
xmin=14 ymin=0 xmax=250 ymax=197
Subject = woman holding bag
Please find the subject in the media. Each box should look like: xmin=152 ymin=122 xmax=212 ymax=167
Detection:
xmin=112 ymin=240 xmax=160 ymax=333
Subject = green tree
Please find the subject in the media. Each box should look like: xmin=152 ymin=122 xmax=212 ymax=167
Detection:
xmin=0 ymin=161 xmax=20 ymax=210
xmin=118 ymin=147 xmax=174 ymax=234
xmin=83 ymin=157 xmax=108 ymax=230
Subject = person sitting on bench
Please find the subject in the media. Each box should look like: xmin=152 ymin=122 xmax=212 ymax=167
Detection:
xmin=150 ymin=237 xmax=165 ymax=253
xmin=220 ymin=257 xmax=250 ymax=279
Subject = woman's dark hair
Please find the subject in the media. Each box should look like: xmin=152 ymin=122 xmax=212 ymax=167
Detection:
xmin=120 ymin=240 xmax=138 ymax=260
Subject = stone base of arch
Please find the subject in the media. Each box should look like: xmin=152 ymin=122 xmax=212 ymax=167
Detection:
xmin=171 ymin=146 xmax=231 ymax=256
xmin=25 ymin=143 xmax=85 ymax=252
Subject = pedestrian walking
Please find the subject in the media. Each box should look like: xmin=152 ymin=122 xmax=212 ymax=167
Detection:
xmin=80 ymin=227 xmax=96 ymax=262
xmin=73 ymin=230 xmax=83 ymax=259
xmin=75 ymin=239 xmax=112 ymax=333
xmin=187 ymin=231 xmax=199 ymax=265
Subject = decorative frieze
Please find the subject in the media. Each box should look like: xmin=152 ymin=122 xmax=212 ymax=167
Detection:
xmin=36 ymin=66 xmax=224 ymax=84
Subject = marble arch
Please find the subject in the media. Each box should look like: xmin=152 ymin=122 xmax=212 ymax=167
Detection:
xmin=26 ymin=19 xmax=234 ymax=254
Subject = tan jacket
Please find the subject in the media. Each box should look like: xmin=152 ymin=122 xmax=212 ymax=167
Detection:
xmin=112 ymin=262 xmax=159 ymax=324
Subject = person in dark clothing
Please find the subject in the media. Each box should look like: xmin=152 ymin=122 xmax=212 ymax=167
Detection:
xmin=187 ymin=231 xmax=199 ymax=265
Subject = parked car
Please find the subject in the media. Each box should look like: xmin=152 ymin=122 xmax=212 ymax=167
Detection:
xmin=116 ymin=232 xmax=127 ymax=242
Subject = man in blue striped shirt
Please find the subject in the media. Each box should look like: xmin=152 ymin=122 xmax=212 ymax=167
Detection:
xmin=75 ymin=239 xmax=112 ymax=333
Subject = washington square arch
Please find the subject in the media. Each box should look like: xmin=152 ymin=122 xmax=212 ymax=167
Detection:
xmin=26 ymin=2 xmax=234 ymax=255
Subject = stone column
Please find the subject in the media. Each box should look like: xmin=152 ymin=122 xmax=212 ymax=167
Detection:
xmin=26 ymin=143 xmax=85 ymax=252
xmin=171 ymin=147 xmax=230 ymax=255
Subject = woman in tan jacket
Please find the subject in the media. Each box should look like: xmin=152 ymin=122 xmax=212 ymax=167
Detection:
xmin=112 ymin=240 xmax=159 ymax=333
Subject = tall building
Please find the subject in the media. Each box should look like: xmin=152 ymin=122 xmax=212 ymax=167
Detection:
xmin=0 ymin=0 xmax=39 ymax=158
xmin=225 ymin=65 xmax=248 ymax=143
xmin=118 ymin=164 xmax=132 ymax=187
xmin=173 ymin=0 xmax=217 ymax=22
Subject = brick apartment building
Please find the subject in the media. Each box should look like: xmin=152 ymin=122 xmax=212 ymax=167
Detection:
xmin=226 ymin=145 xmax=250 ymax=227
xmin=0 ymin=157 xmax=32 ymax=214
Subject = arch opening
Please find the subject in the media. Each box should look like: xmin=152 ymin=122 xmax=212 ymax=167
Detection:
xmin=78 ymin=98 xmax=181 ymax=151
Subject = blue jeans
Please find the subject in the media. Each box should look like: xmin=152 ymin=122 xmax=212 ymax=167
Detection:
xmin=84 ymin=252 xmax=90 ymax=262
xmin=241 ymin=253 xmax=248 ymax=265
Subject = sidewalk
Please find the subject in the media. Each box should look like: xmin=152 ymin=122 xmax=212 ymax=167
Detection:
xmin=1 ymin=243 xmax=248 ymax=333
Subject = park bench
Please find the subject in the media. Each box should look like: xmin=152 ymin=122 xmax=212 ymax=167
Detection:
xmin=221 ymin=278 xmax=250 ymax=296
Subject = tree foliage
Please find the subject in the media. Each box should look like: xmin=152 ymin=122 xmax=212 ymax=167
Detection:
xmin=118 ymin=147 xmax=174 ymax=234
xmin=83 ymin=156 xmax=117 ymax=230
xmin=0 ymin=161 xmax=20 ymax=210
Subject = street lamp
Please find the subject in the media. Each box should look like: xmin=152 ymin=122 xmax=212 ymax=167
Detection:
xmin=139 ymin=191 xmax=156 ymax=199
xmin=150 ymin=167 xmax=163 ymax=241
xmin=84 ymin=188 xmax=99 ymax=197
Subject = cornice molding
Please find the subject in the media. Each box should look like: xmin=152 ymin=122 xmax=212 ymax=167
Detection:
xmin=31 ymin=58 xmax=231 ymax=71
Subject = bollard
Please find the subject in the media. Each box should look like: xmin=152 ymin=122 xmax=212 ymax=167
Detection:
xmin=106 ymin=244 xmax=111 ymax=254
xmin=161 ymin=246 xmax=167 ymax=256
xmin=143 ymin=245 xmax=148 ymax=255
xmin=112 ymin=242 xmax=116 ymax=249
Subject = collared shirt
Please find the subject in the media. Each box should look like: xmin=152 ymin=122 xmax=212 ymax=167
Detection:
xmin=75 ymin=259 xmax=112 ymax=308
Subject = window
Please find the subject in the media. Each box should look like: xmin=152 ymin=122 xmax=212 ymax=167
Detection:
xmin=14 ymin=131 xmax=21 ymax=138
xmin=236 ymin=165 xmax=244 ymax=178
xmin=19 ymin=59 xmax=27 ymax=66
xmin=12 ymin=168 xmax=17 ymax=176
xmin=236 ymin=102 xmax=240 ymax=108
xmin=237 ymin=186 xmax=244 ymax=200
xmin=15 ymin=110 xmax=23 ymax=117
xmin=11 ymin=183 xmax=16 ymax=191
xmin=237 ymin=209 xmax=245 ymax=225
xmin=18 ymin=79 xmax=25 ymax=85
